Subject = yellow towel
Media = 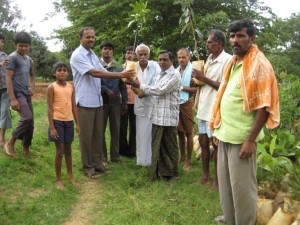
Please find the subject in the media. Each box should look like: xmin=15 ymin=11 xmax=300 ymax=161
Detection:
xmin=209 ymin=44 xmax=280 ymax=130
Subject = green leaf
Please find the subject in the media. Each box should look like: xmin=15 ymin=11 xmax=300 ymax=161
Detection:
xmin=127 ymin=20 xmax=135 ymax=28
xmin=181 ymin=23 xmax=189 ymax=34
xmin=258 ymin=153 xmax=274 ymax=172
xmin=184 ymin=16 xmax=190 ymax=23
xmin=184 ymin=8 xmax=189 ymax=17
xmin=257 ymin=143 xmax=268 ymax=154
xmin=269 ymin=135 xmax=277 ymax=156
xmin=195 ymin=28 xmax=202 ymax=39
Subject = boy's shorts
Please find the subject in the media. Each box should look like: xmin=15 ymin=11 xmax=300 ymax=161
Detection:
xmin=198 ymin=119 xmax=213 ymax=138
xmin=48 ymin=120 xmax=74 ymax=143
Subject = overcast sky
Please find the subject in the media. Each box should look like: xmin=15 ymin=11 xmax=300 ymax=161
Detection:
xmin=13 ymin=0 xmax=300 ymax=52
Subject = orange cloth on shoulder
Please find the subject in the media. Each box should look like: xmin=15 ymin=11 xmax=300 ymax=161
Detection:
xmin=209 ymin=44 xmax=280 ymax=130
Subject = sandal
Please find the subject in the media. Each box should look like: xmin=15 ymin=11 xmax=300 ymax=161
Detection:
xmin=85 ymin=172 xmax=101 ymax=179
xmin=95 ymin=164 xmax=107 ymax=173
xmin=214 ymin=215 xmax=226 ymax=223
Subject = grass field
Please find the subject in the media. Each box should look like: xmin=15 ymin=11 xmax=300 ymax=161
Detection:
xmin=0 ymin=85 xmax=222 ymax=225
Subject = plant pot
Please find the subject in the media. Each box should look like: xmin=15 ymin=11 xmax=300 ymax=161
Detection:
xmin=273 ymin=191 xmax=285 ymax=213
xmin=267 ymin=207 xmax=294 ymax=225
xmin=284 ymin=198 xmax=300 ymax=218
xmin=191 ymin=60 xmax=205 ymax=85
xmin=291 ymin=220 xmax=300 ymax=225
xmin=123 ymin=60 xmax=137 ymax=82
xmin=256 ymin=198 xmax=274 ymax=225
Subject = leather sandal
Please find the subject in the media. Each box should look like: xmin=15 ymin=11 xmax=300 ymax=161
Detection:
xmin=85 ymin=172 xmax=101 ymax=179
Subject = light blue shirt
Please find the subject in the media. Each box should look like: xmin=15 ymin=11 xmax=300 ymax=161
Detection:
xmin=70 ymin=45 xmax=106 ymax=107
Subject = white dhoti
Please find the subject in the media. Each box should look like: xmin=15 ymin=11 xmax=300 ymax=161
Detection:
xmin=136 ymin=115 xmax=152 ymax=166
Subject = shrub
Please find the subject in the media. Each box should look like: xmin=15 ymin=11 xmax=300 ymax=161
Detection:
xmin=257 ymin=129 xmax=300 ymax=196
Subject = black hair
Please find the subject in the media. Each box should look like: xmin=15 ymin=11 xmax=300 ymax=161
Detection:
xmin=79 ymin=27 xmax=94 ymax=38
xmin=158 ymin=50 xmax=174 ymax=61
xmin=13 ymin=31 xmax=32 ymax=45
xmin=209 ymin=29 xmax=226 ymax=47
xmin=0 ymin=34 xmax=5 ymax=41
xmin=228 ymin=19 xmax=256 ymax=36
xmin=100 ymin=41 xmax=114 ymax=50
xmin=52 ymin=61 xmax=69 ymax=74
xmin=124 ymin=46 xmax=134 ymax=53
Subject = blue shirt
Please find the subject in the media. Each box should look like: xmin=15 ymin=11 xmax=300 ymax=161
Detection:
xmin=100 ymin=59 xmax=127 ymax=105
xmin=70 ymin=45 xmax=106 ymax=107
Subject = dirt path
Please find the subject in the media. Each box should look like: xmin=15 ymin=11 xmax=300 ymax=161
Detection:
xmin=33 ymin=82 xmax=101 ymax=225
xmin=63 ymin=179 xmax=102 ymax=225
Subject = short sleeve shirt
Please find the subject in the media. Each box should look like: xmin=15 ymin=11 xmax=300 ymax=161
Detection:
xmin=70 ymin=45 xmax=106 ymax=107
xmin=196 ymin=51 xmax=232 ymax=121
xmin=6 ymin=51 xmax=32 ymax=95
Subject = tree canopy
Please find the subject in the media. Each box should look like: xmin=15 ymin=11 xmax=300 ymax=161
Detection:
xmin=1 ymin=0 xmax=299 ymax=78
xmin=55 ymin=0 xmax=275 ymax=60
xmin=0 ymin=0 xmax=60 ymax=78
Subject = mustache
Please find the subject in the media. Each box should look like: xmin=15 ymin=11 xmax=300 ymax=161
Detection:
xmin=232 ymin=44 xmax=241 ymax=48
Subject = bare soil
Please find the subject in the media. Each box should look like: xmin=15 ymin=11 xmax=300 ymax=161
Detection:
xmin=63 ymin=180 xmax=101 ymax=225
xmin=33 ymin=82 xmax=50 ymax=100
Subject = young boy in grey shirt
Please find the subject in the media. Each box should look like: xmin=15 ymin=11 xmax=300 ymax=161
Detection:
xmin=5 ymin=31 xmax=35 ymax=158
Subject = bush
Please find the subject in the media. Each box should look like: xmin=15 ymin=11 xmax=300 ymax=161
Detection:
xmin=257 ymin=129 xmax=300 ymax=198
xmin=277 ymin=72 xmax=300 ymax=139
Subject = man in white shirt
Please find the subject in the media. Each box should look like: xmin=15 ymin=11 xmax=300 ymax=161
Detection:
xmin=193 ymin=29 xmax=232 ymax=189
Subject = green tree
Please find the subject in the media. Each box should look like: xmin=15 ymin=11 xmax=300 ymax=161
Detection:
xmin=0 ymin=0 xmax=59 ymax=79
xmin=267 ymin=14 xmax=300 ymax=77
xmin=0 ymin=0 xmax=23 ymax=53
xmin=55 ymin=0 xmax=274 ymax=60
xmin=175 ymin=0 xmax=202 ymax=59
xmin=29 ymin=32 xmax=58 ymax=80
xmin=0 ymin=0 xmax=21 ymax=30
xmin=127 ymin=1 xmax=150 ymax=49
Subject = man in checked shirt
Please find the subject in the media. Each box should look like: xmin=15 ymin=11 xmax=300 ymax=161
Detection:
xmin=127 ymin=50 xmax=181 ymax=182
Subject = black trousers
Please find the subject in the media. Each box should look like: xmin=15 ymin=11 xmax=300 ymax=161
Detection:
xmin=119 ymin=104 xmax=136 ymax=157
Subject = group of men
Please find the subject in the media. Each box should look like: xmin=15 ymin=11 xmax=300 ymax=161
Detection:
xmin=69 ymin=18 xmax=280 ymax=225
xmin=0 ymin=18 xmax=278 ymax=225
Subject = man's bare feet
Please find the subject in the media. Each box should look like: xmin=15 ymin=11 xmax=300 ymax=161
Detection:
xmin=0 ymin=141 xmax=5 ymax=147
xmin=183 ymin=159 xmax=192 ymax=171
xmin=197 ymin=177 xmax=211 ymax=186
xmin=23 ymin=147 xmax=30 ymax=157
xmin=179 ymin=156 xmax=186 ymax=164
xmin=210 ymin=180 xmax=218 ymax=191
xmin=68 ymin=176 xmax=80 ymax=188
xmin=4 ymin=143 xmax=16 ymax=158
xmin=55 ymin=180 xmax=66 ymax=190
